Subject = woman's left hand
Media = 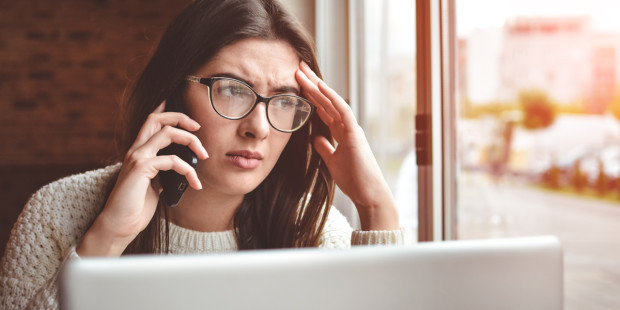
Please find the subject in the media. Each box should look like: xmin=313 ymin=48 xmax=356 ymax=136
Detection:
xmin=296 ymin=61 xmax=399 ymax=231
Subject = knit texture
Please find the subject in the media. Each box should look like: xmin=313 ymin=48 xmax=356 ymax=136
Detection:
xmin=0 ymin=164 xmax=120 ymax=310
xmin=0 ymin=164 xmax=408 ymax=309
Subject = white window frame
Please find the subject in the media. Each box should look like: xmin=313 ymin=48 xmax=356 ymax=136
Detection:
xmin=315 ymin=0 xmax=361 ymax=229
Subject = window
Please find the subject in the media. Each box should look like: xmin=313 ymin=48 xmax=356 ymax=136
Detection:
xmin=318 ymin=0 xmax=619 ymax=307
xmin=358 ymin=0 xmax=417 ymax=238
xmin=456 ymin=0 xmax=620 ymax=308
xmin=316 ymin=0 xmax=417 ymax=236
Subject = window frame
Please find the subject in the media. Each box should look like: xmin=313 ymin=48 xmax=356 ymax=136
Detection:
xmin=417 ymin=0 xmax=458 ymax=241
xmin=316 ymin=0 xmax=458 ymax=241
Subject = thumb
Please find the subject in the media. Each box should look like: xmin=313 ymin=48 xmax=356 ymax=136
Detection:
xmin=152 ymin=176 xmax=163 ymax=194
xmin=154 ymin=100 xmax=167 ymax=113
xmin=313 ymin=136 xmax=335 ymax=165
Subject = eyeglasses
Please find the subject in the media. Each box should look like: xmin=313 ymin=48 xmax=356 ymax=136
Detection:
xmin=186 ymin=75 xmax=315 ymax=132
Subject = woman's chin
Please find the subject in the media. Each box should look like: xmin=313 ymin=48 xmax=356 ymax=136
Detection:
xmin=210 ymin=177 xmax=263 ymax=196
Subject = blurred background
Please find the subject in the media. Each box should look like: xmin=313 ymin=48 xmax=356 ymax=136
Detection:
xmin=456 ymin=1 xmax=620 ymax=308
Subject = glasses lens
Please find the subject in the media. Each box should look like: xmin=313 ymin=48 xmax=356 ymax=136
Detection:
xmin=268 ymin=96 xmax=313 ymax=131
xmin=210 ymin=79 xmax=255 ymax=118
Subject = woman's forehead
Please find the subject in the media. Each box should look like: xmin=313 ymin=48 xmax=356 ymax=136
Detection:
xmin=198 ymin=38 xmax=300 ymax=90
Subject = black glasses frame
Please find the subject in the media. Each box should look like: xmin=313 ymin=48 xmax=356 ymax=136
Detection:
xmin=186 ymin=75 xmax=315 ymax=133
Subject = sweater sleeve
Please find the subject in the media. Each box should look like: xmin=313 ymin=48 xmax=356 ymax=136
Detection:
xmin=317 ymin=207 xmax=411 ymax=248
xmin=24 ymin=248 xmax=80 ymax=310
xmin=318 ymin=207 xmax=354 ymax=249
xmin=351 ymin=227 xmax=411 ymax=245
xmin=0 ymin=164 xmax=119 ymax=310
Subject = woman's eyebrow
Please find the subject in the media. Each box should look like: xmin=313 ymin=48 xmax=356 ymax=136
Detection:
xmin=211 ymin=72 xmax=300 ymax=95
xmin=211 ymin=72 xmax=250 ymax=85
xmin=274 ymin=86 xmax=300 ymax=95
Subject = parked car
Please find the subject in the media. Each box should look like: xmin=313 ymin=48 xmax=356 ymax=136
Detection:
xmin=599 ymin=146 xmax=620 ymax=180
xmin=541 ymin=145 xmax=620 ymax=191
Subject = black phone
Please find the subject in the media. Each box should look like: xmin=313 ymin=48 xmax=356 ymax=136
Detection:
xmin=157 ymin=143 xmax=198 ymax=207
xmin=157 ymin=92 xmax=198 ymax=207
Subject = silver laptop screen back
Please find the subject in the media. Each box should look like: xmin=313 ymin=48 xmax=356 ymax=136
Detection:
xmin=59 ymin=235 xmax=562 ymax=310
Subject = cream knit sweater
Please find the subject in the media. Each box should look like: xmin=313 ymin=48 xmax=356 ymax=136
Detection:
xmin=0 ymin=164 xmax=408 ymax=310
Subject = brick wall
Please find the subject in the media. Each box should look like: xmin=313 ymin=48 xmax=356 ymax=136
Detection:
xmin=0 ymin=0 xmax=192 ymax=255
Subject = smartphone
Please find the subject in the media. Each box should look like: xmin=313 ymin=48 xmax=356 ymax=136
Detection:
xmin=157 ymin=143 xmax=198 ymax=207
xmin=157 ymin=92 xmax=199 ymax=207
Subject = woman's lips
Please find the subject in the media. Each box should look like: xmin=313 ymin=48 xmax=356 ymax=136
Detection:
xmin=226 ymin=150 xmax=263 ymax=169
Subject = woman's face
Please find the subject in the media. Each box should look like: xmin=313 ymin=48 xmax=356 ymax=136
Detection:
xmin=183 ymin=38 xmax=301 ymax=197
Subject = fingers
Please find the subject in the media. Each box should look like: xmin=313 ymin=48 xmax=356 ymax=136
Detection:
xmin=126 ymin=126 xmax=207 ymax=191
xmin=131 ymin=102 xmax=202 ymax=152
xmin=132 ymin=125 xmax=208 ymax=160
xmin=296 ymin=66 xmax=340 ymax=125
xmin=296 ymin=73 xmax=336 ymax=127
xmin=124 ymin=101 xmax=208 ymax=191
xmin=151 ymin=155 xmax=202 ymax=190
xmin=296 ymin=62 xmax=356 ymax=128
xmin=313 ymin=135 xmax=335 ymax=164
xmin=316 ymin=81 xmax=356 ymax=128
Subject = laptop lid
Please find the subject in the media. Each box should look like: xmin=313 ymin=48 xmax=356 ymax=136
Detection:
xmin=59 ymin=235 xmax=562 ymax=310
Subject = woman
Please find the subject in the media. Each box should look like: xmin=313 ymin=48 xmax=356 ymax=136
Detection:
xmin=0 ymin=0 xmax=407 ymax=308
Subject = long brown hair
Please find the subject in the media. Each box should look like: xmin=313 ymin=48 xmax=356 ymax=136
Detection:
xmin=122 ymin=0 xmax=334 ymax=253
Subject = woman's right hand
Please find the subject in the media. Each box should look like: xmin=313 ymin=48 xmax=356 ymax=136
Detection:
xmin=76 ymin=102 xmax=209 ymax=257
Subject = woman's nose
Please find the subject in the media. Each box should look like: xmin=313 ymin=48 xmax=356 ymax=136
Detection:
xmin=238 ymin=102 xmax=270 ymax=139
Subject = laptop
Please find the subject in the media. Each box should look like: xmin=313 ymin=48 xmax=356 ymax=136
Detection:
xmin=59 ymin=235 xmax=563 ymax=310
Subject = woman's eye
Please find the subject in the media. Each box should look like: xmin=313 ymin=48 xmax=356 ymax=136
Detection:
xmin=273 ymin=98 xmax=295 ymax=110
xmin=221 ymin=86 xmax=246 ymax=96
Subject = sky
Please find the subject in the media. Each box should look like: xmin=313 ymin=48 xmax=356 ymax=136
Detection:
xmin=457 ymin=0 xmax=620 ymax=36
xmin=376 ymin=0 xmax=620 ymax=53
